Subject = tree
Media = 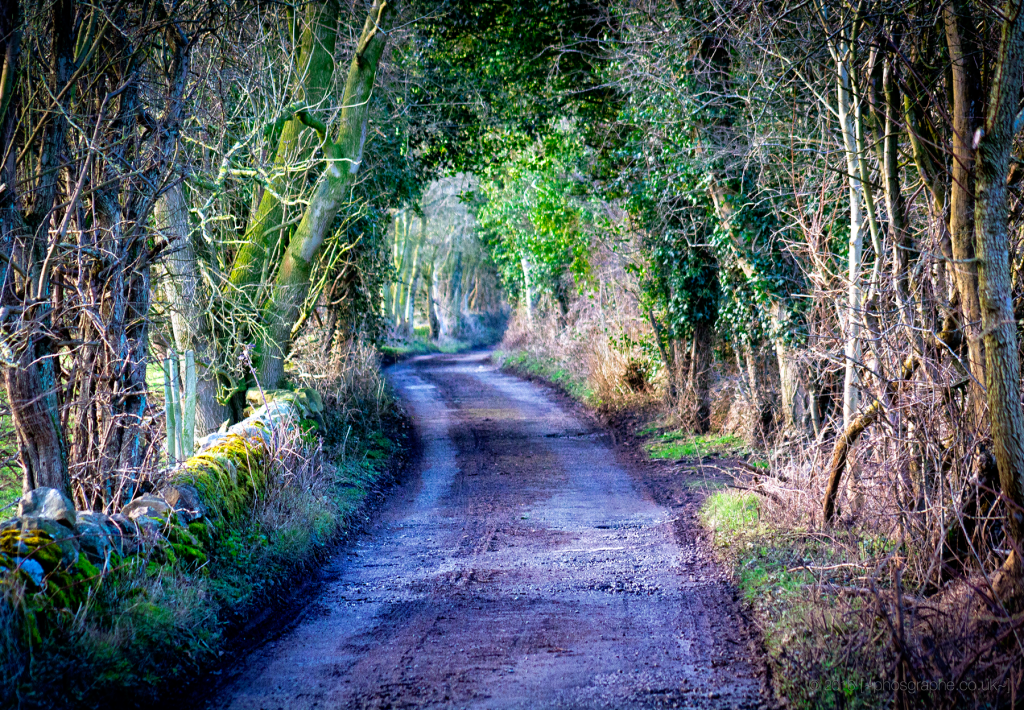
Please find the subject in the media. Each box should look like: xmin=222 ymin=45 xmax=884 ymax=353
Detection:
xmin=0 ymin=0 xmax=204 ymax=503
xmin=972 ymin=0 xmax=1024 ymax=592
xmin=164 ymin=0 xmax=401 ymax=431
xmin=258 ymin=0 xmax=393 ymax=386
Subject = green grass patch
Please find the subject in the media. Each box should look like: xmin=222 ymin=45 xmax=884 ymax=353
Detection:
xmin=701 ymin=489 xmax=761 ymax=536
xmin=380 ymin=336 xmax=473 ymax=361
xmin=700 ymin=491 xmax=811 ymax=607
xmin=646 ymin=431 xmax=747 ymax=460
xmin=735 ymin=554 xmax=813 ymax=605
xmin=493 ymin=349 xmax=595 ymax=403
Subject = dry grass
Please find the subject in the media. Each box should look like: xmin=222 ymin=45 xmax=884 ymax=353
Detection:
xmin=727 ymin=427 xmax=1024 ymax=709
xmin=500 ymin=301 xmax=663 ymax=412
xmin=288 ymin=334 xmax=395 ymax=443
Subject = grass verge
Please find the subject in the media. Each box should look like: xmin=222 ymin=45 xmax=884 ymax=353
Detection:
xmin=1 ymin=341 xmax=409 ymax=710
xmin=493 ymin=348 xmax=595 ymax=404
xmin=698 ymin=490 xmax=911 ymax=709
xmin=495 ymin=331 xmax=1024 ymax=708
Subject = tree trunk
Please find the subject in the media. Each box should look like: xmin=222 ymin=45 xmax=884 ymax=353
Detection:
xmin=405 ymin=234 xmax=421 ymax=338
xmin=260 ymin=0 xmax=391 ymax=387
xmin=649 ymin=310 xmax=677 ymax=401
xmin=6 ymin=345 xmax=68 ymax=496
xmin=2 ymin=0 xmax=70 ymax=496
xmin=521 ymin=256 xmax=534 ymax=325
xmin=903 ymin=60 xmax=958 ymax=341
xmin=230 ymin=2 xmax=341 ymax=295
xmin=824 ymin=356 xmax=920 ymax=523
xmin=773 ymin=308 xmax=805 ymax=433
xmin=389 ymin=209 xmax=409 ymax=327
xmin=836 ymin=39 xmax=865 ymax=430
xmin=155 ymin=183 xmax=229 ymax=436
xmin=708 ymin=185 xmax=801 ymax=432
xmin=445 ymin=250 xmax=463 ymax=338
xmin=944 ymin=1 xmax=987 ymax=418
xmin=881 ymin=60 xmax=921 ymax=353
xmin=115 ymin=227 xmax=152 ymax=483
xmin=744 ymin=342 xmax=776 ymax=442
xmin=685 ymin=320 xmax=714 ymax=433
xmin=425 ymin=262 xmax=439 ymax=340
xmin=972 ymin=1 xmax=1024 ymax=590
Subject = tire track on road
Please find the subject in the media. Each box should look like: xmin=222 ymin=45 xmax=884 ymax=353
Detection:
xmin=207 ymin=352 xmax=767 ymax=710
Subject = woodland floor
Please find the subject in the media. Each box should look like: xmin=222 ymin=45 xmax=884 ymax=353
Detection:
xmin=202 ymin=351 xmax=771 ymax=710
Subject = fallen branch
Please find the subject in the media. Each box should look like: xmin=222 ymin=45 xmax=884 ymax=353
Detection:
xmin=823 ymin=354 xmax=919 ymax=524
xmin=730 ymin=483 xmax=785 ymax=505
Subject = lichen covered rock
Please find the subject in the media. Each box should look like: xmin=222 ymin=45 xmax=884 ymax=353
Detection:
xmin=121 ymin=494 xmax=172 ymax=521
xmin=2 ymin=516 xmax=80 ymax=568
xmin=0 ymin=521 xmax=99 ymax=609
xmin=18 ymin=488 xmax=76 ymax=529
xmin=245 ymin=387 xmax=322 ymax=419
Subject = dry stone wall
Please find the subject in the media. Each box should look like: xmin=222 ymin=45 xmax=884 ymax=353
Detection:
xmin=0 ymin=393 xmax=317 ymax=624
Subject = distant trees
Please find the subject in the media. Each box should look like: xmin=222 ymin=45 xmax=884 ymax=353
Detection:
xmin=384 ymin=175 xmax=504 ymax=343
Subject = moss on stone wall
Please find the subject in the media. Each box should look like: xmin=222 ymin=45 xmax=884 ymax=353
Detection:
xmin=0 ymin=390 xmax=405 ymax=709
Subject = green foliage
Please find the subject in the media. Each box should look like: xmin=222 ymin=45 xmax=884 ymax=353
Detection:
xmin=632 ymin=234 xmax=720 ymax=344
xmin=601 ymin=8 xmax=806 ymax=350
xmin=404 ymin=0 xmax=615 ymax=171
xmin=169 ymin=5 xmax=421 ymax=391
xmin=476 ymin=122 xmax=610 ymax=310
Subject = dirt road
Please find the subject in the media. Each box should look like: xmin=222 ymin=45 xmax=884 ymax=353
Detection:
xmin=208 ymin=352 xmax=767 ymax=709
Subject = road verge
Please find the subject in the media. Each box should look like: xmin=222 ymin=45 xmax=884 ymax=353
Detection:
xmin=0 ymin=356 xmax=409 ymax=710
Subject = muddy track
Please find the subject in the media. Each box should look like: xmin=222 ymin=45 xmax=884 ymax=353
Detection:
xmin=206 ymin=352 xmax=769 ymax=709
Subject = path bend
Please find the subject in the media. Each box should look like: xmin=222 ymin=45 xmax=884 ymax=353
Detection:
xmin=208 ymin=351 xmax=765 ymax=710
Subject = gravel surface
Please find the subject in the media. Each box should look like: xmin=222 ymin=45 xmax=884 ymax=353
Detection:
xmin=207 ymin=352 xmax=769 ymax=710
